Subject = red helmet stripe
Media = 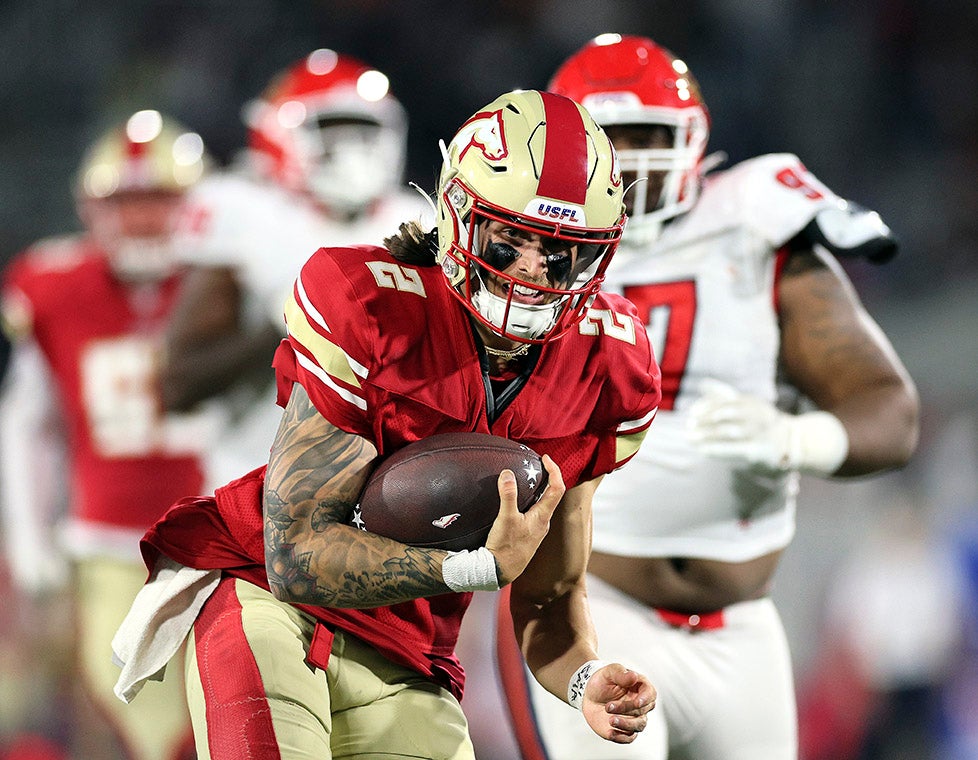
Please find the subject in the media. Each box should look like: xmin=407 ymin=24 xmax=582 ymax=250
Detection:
xmin=126 ymin=136 xmax=147 ymax=159
xmin=536 ymin=91 xmax=587 ymax=205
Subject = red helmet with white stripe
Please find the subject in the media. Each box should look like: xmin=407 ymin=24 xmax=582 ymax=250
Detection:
xmin=246 ymin=49 xmax=407 ymax=216
xmin=435 ymin=89 xmax=625 ymax=344
xmin=549 ymin=34 xmax=710 ymax=244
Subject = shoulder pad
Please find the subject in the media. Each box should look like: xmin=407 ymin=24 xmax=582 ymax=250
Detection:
xmin=707 ymin=154 xmax=842 ymax=248
xmin=797 ymin=200 xmax=898 ymax=264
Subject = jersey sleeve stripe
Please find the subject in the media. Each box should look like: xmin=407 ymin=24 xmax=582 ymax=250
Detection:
xmin=295 ymin=272 xmax=330 ymax=333
xmin=294 ymin=350 xmax=367 ymax=411
xmin=615 ymin=427 xmax=650 ymax=467
xmin=617 ymin=406 xmax=658 ymax=434
xmin=291 ymin=280 xmax=369 ymax=379
xmin=285 ymin=293 xmax=366 ymax=388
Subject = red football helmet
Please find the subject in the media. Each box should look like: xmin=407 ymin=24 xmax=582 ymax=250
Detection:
xmin=245 ymin=49 xmax=407 ymax=216
xmin=549 ymin=34 xmax=710 ymax=244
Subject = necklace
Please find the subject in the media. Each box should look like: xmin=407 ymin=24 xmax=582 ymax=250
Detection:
xmin=483 ymin=343 xmax=531 ymax=360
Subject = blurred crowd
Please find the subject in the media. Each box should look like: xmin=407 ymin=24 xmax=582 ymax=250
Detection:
xmin=0 ymin=1 xmax=976 ymax=759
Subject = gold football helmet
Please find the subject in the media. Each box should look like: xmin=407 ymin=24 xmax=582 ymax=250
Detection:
xmin=76 ymin=109 xmax=209 ymax=280
xmin=435 ymin=89 xmax=625 ymax=343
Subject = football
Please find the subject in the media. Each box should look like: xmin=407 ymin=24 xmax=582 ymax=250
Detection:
xmin=352 ymin=432 xmax=548 ymax=552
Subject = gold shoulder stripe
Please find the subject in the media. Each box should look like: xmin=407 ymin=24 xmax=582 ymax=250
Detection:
xmin=284 ymin=292 xmax=363 ymax=389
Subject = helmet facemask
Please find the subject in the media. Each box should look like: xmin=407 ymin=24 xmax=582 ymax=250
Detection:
xmin=440 ymin=178 xmax=620 ymax=344
xmin=293 ymin=114 xmax=405 ymax=216
xmin=604 ymin=108 xmax=708 ymax=247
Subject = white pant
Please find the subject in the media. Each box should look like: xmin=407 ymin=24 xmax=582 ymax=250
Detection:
xmin=501 ymin=574 xmax=798 ymax=759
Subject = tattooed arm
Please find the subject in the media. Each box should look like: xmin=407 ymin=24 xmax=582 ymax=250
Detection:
xmin=263 ymin=384 xmax=563 ymax=607
xmin=777 ymin=247 xmax=919 ymax=475
xmin=263 ymin=384 xmax=453 ymax=607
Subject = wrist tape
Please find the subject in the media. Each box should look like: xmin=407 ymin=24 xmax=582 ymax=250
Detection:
xmin=567 ymin=659 xmax=609 ymax=710
xmin=790 ymin=411 xmax=849 ymax=475
xmin=442 ymin=547 xmax=499 ymax=592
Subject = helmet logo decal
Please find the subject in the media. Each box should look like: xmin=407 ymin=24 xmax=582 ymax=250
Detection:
xmin=453 ymin=109 xmax=508 ymax=162
xmin=536 ymin=92 xmax=588 ymax=205
xmin=525 ymin=199 xmax=585 ymax=225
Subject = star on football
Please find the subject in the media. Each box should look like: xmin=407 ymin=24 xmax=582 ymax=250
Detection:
xmin=522 ymin=458 xmax=541 ymax=487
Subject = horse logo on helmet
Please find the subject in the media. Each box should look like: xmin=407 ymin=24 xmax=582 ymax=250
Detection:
xmin=452 ymin=109 xmax=508 ymax=162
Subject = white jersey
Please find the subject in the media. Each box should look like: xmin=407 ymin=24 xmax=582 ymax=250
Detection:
xmin=178 ymin=171 xmax=432 ymax=490
xmin=593 ymin=153 xmax=842 ymax=561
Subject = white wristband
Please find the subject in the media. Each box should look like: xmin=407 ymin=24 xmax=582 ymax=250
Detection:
xmin=567 ymin=659 xmax=609 ymax=710
xmin=790 ymin=411 xmax=849 ymax=475
xmin=442 ymin=547 xmax=499 ymax=592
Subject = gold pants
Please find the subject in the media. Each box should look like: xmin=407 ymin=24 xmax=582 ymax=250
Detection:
xmin=184 ymin=577 xmax=475 ymax=760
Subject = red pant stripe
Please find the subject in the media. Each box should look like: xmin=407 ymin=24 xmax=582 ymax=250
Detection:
xmin=194 ymin=577 xmax=281 ymax=759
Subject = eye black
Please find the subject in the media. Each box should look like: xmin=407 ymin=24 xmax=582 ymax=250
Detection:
xmin=483 ymin=241 xmax=520 ymax=270
xmin=547 ymin=253 xmax=572 ymax=284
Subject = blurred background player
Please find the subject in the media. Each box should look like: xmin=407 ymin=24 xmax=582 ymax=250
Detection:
xmin=493 ymin=34 xmax=920 ymax=759
xmin=159 ymin=48 xmax=431 ymax=492
xmin=0 ymin=110 xmax=213 ymax=760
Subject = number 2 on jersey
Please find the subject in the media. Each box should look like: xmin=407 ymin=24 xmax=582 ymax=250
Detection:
xmin=623 ymin=281 xmax=696 ymax=410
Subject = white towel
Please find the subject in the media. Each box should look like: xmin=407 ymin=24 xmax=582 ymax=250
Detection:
xmin=111 ymin=555 xmax=221 ymax=703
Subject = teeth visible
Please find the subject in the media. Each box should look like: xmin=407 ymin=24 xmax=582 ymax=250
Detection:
xmin=513 ymin=285 xmax=537 ymax=296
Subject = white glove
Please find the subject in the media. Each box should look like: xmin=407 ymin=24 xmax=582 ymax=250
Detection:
xmin=686 ymin=380 xmax=849 ymax=475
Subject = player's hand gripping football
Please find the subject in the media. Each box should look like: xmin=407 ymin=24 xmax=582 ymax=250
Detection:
xmin=582 ymin=663 xmax=656 ymax=743
xmin=484 ymin=455 xmax=564 ymax=586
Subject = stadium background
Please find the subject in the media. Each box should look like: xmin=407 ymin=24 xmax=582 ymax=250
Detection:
xmin=1 ymin=1 xmax=976 ymax=757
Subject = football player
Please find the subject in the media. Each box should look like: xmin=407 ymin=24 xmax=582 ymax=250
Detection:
xmin=159 ymin=49 xmax=431 ymax=493
xmin=492 ymin=34 xmax=921 ymax=760
xmin=0 ymin=110 xmax=213 ymax=760
xmin=112 ymin=89 xmax=661 ymax=759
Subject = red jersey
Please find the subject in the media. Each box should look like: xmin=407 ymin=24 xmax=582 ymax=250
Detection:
xmin=142 ymin=243 xmax=660 ymax=697
xmin=1 ymin=236 xmax=205 ymax=531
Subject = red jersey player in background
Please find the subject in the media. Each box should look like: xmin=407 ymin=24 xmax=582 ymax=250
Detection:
xmin=0 ymin=110 xmax=215 ymax=760
xmin=111 ymin=89 xmax=661 ymax=759
xmin=492 ymin=34 xmax=920 ymax=760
